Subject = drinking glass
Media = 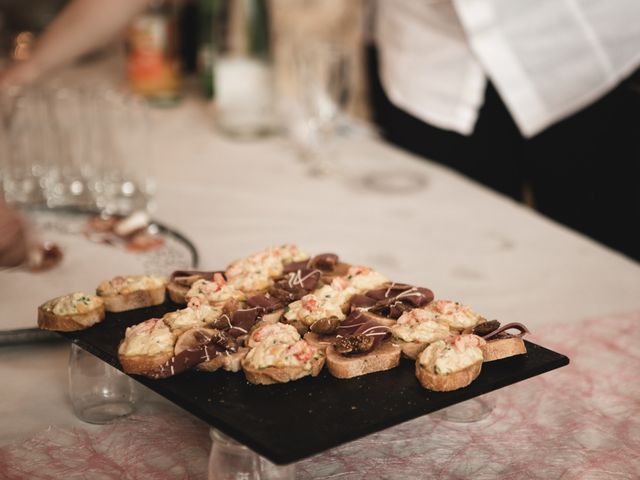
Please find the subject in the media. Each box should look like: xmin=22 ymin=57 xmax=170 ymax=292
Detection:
xmin=433 ymin=393 xmax=497 ymax=423
xmin=284 ymin=40 xmax=350 ymax=176
xmin=208 ymin=429 xmax=295 ymax=480
xmin=43 ymin=85 xmax=95 ymax=208
xmin=91 ymin=87 xmax=154 ymax=215
xmin=68 ymin=342 xmax=141 ymax=424
xmin=1 ymin=80 xmax=153 ymax=214
xmin=0 ymin=86 xmax=49 ymax=205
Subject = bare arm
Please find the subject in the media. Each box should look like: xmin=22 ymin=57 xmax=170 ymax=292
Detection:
xmin=0 ymin=199 xmax=26 ymax=267
xmin=0 ymin=0 xmax=151 ymax=87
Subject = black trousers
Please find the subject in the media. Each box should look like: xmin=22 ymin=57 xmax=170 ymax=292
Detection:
xmin=369 ymin=47 xmax=640 ymax=262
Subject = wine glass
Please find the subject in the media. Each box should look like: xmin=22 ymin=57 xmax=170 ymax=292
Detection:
xmin=284 ymin=40 xmax=350 ymax=176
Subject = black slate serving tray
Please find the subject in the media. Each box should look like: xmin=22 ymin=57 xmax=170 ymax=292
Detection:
xmin=60 ymin=301 xmax=569 ymax=464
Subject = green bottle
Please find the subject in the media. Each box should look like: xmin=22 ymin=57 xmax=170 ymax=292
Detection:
xmin=198 ymin=0 xmax=216 ymax=99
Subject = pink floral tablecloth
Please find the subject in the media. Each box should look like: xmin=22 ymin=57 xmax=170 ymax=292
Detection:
xmin=2 ymin=312 xmax=639 ymax=480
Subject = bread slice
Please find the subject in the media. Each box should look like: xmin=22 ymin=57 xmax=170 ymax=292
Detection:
xmin=102 ymin=286 xmax=165 ymax=312
xmin=37 ymin=293 xmax=105 ymax=332
xmin=303 ymin=331 xmax=337 ymax=353
xmin=481 ymin=336 xmax=527 ymax=362
xmin=117 ymin=318 xmax=176 ymax=376
xmin=197 ymin=347 xmax=249 ymax=373
xmin=415 ymin=359 xmax=481 ymax=392
xmin=167 ymin=282 xmax=189 ymax=304
xmin=325 ymin=341 xmax=401 ymax=379
xmin=242 ymin=354 xmax=325 ymax=385
xmin=396 ymin=340 xmax=428 ymax=360
xmin=119 ymin=351 xmax=174 ymax=376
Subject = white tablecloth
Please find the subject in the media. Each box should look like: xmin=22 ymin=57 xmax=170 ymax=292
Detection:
xmin=1 ymin=97 xmax=639 ymax=478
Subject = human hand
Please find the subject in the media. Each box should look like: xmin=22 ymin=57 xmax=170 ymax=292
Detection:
xmin=0 ymin=200 xmax=27 ymax=267
xmin=0 ymin=60 xmax=40 ymax=91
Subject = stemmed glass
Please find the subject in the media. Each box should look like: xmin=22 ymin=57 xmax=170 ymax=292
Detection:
xmin=283 ymin=40 xmax=429 ymax=195
xmin=285 ymin=40 xmax=350 ymax=176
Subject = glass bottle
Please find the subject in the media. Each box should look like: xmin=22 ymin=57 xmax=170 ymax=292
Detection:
xmin=198 ymin=0 xmax=216 ymax=99
xmin=127 ymin=0 xmax=182 ymax=107
xmin=212 ymin=0 xmax=276 ymax=137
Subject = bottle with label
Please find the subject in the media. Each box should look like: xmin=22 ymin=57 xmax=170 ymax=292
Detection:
xmin=127 ymin=0 xmax=182 ymax=107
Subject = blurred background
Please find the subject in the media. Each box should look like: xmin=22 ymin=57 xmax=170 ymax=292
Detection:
xmin=0 ymin=0 xmax=369 ymax=210
xmin=1 ymin=0 xmax=639 ymax=264
xmin=0 ymin=0 xmax=369 ymax=114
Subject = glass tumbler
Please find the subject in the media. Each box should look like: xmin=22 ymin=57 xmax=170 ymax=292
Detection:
xmin=68 ymin=342 xmax=141 ymax=424
xmin=285 ymin=40 xmax=350 ymax=176
xmin=433 ymin=393 xmax=497 ymax=423
xmin=208 ymin=429 xmax=295 ymax=480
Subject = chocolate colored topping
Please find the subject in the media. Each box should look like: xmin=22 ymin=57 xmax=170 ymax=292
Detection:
xmin=334 ymin=311 xmax=391 ymax=356
xmin=334 ymin=334 xmax=374 ymax=355
xmin=211 ymin=314 xmax=233 ymax=330
xmin=351 ymin=284 xmax=434 ymax=320
xmin=280 ymin=269 xmax=322 ymax=291
xmin=264 ymin=268 xmax=322 ymax=304
xmin=336 ymin=311 xmax=371 ymax=334
xmin=211 ymin=310 xmax=260 ymax=338
xmin=282 ymin=253 xmax=339 ymax=273
xmin=349 ymin=294 xmax=377 ymax=310
xmin=229 ymin=308 xmax=261 ymax=337
xmin=149 ymin=330 xmax=238 ymax=379
xmin=312 ymin=253 xmax=339 ymax=270
xmin=480 ymin=322 xmax=530 ymax=340
xmin=267 ymin=285 xmax=300 ymax=303
xmin=472 ymin=320 xmax=501 ymax=337
xmin=282 ymin=261 xmax=309 ymax=273
xmin=309 ymin=316 xmax=341 ymax=334
xmin=247 ymin=294 xmax=284 ymax=313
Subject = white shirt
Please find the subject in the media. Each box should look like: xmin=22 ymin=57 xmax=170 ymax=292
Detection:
xmin=375 ymin=0 xmax=640 ymax=138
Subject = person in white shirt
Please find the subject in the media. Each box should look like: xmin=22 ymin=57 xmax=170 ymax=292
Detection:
xmin=371 ymin=0 xmax=640 ymax=261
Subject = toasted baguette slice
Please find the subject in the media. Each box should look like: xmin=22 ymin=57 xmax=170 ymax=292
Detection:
xmin=197 ymin=347 xmax=249 ymax=373
xmin=415 ymin=339 xmax=483 ymax=392
xmin=303 ymin=331 xmax=337 ymax=352
xmin=415 ymin=359 xmax=481 ymax=392
xmin=242 ymin=354 xmax=325 ymax=385
xmin=118 ymin=318 xmax=176 ymax=375
xmin=167 ymin=282 xmax=188 ymax=304
xmin=102 ymin=287 xmax=165 ymax=312
xmin=325 ymin=341 xmax=401 ymax=379
xmin=37 ymin=293 xmax=105 ymax=332
xmin=119 ymin=351 xmax=174 ymax=375
xmin=396 ymin=340 xmax=428 ymax=360
xmin=97 ymin=275 xmax=167 ymax=312
xmin=481 ymin=336 xmax=527 ymax=362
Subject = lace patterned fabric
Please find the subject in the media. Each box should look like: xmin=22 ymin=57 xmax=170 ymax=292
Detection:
xmin=1 ymin=312 xmax=638 ymax=479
